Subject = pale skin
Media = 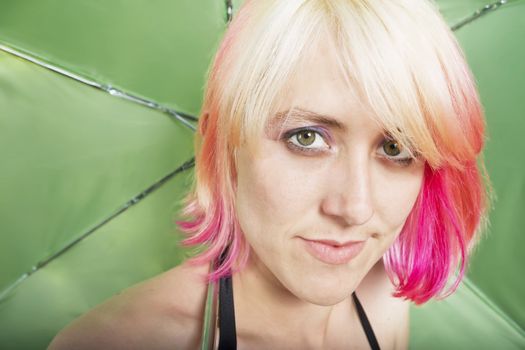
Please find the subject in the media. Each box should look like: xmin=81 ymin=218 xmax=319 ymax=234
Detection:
xmin=49 ymin=41 xmax=424 ymax=350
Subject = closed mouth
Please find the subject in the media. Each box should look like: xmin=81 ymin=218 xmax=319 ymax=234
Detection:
xmin=299 ymin=237 xmax=367 ymax=265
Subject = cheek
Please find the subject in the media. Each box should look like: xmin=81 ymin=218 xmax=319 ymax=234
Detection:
xmin=374 ymin=164 xmax=424 ymax=233
xmin=234 ymin=144 xmax=326 ymax=238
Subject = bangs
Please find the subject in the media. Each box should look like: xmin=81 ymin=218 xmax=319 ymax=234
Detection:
xmin=327 ymin=0 xmax=484 ymax=169
xmin=215 ymin=0 xmax=484 ymax=169
xmin=212 ymin=0 xmax=332 ymax=154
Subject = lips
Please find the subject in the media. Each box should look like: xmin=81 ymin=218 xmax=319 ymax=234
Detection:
xmin=300 ymin=238 xmax=366 ymax=265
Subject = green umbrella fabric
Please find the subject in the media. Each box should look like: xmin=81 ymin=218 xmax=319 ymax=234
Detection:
xmin=0 ymin=0 xmax=523 ymax=349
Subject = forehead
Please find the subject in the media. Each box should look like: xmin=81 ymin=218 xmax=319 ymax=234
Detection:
xmin=271 ymin=39 xmax=378 ymax=130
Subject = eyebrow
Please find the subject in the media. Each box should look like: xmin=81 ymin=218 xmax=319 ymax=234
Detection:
xmin=270 ymin=108 xmax=347 ymax=131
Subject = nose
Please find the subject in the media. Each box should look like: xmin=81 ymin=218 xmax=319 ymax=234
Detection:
xmin=320 ymin=155 xmax=374 ymax=227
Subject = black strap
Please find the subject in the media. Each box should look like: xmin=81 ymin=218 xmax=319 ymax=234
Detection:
xmin=352 ymin=292 xmax=381 ymax=350
xmin=217 ymin=277 xmax=380 ymax=350
xmin=218 ymin=273 xmax=237 ymax=350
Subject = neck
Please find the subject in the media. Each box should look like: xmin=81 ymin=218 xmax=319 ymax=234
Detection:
xmin=231 ymin=253 xmax=354 ymax=346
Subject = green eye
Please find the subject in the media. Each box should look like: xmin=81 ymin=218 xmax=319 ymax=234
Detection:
xmin=383 ymin=140 xmax=401 ymax=156
xmin=296 ymin=130 xmax=316 ymax=146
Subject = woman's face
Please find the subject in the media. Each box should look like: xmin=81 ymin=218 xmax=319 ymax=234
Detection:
xmin=234 ymin=43 xmax=425 ymax=306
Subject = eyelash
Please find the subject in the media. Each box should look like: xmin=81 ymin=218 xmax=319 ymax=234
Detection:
xmin=380 ymin=137 xmax=417 ymax=166
xmin=388 ymin=155 xmax=414 ymax=166
xmin=282 ymin=127 xmax=331 ymax=155
xmin=282 ymin=127 xmax=415 ymax=166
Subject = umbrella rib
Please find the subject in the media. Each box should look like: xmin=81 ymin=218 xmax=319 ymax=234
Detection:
xmin=0 ymin=43 xmax=197 ymax=131
xmin=225 ymin=0 xmax=233 ymax=22
xmin=463 ymin=278 xmax=525 ymax=337
xmin=0 ymin=157 xmax=195 ymax=302
xmin=451 ymin=0 xmax=513 ymax=31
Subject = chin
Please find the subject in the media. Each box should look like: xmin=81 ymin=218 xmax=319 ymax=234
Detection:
xmin=285 ymin=272 xmax=360 ymax=306
xmin=297 ymin=286 xmax=353 ymax=306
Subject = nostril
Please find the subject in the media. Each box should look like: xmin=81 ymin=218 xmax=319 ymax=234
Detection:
xmin=321 ymin=193 xmax=374 ymax=227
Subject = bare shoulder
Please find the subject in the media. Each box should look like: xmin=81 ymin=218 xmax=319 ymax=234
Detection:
xmin=356 ymin=259 xmax=410 ymax=350
xmin=48 ymin=261 xmax=210 ymax=350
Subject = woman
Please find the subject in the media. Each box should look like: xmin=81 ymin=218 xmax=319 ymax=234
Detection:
xmin=49 ymin=0 xmax=489 ymax=349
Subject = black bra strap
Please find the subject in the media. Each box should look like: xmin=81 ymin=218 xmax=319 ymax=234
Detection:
xmin=352 ymin=292 xmax=381 ymax=350
xmin=217 ymin=275 xmax=380 ymax=350
xmin=218 ymin=273 xmax=237 ymax=350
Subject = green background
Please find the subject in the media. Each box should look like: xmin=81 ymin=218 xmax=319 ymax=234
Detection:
xmin=0 ymin=0 xmax=523 ymax=348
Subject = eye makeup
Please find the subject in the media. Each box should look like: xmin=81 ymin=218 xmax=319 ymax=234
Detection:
xmin=269 ymin=109 xmax=419 ymax=166
xmin=382 ymin=154 xmax=415 ymax=167
xmin=280 ymin=126 xmax=333 ymax=155
xmin=377 ymin=137 xmax=418 ymax=167
xmin=280 ymin=126 xmax=418 ymax=167
xmin=281 ymin=125 xmax=333 ymax=143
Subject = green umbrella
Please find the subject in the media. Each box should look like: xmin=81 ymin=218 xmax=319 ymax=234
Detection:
xmin=0 ymin=0 xmax=523 ymax=349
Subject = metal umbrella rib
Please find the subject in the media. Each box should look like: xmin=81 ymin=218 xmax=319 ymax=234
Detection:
xmin=0 ymin=44 xmax=197 ymax=131
xmin=0 ymin=157 xmax=195 ymax=302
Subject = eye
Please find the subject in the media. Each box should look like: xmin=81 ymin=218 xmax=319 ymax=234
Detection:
xmin=383 ymin=139 xmax=402 ymax=156
xmin=378 ymin=138 xmax=414 ymax=165
xmin=284 ymin=127 xmax=330 ymax=153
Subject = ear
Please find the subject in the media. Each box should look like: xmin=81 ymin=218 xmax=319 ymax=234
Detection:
xmin=199 ymin=112 xmax=210 ymax=136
